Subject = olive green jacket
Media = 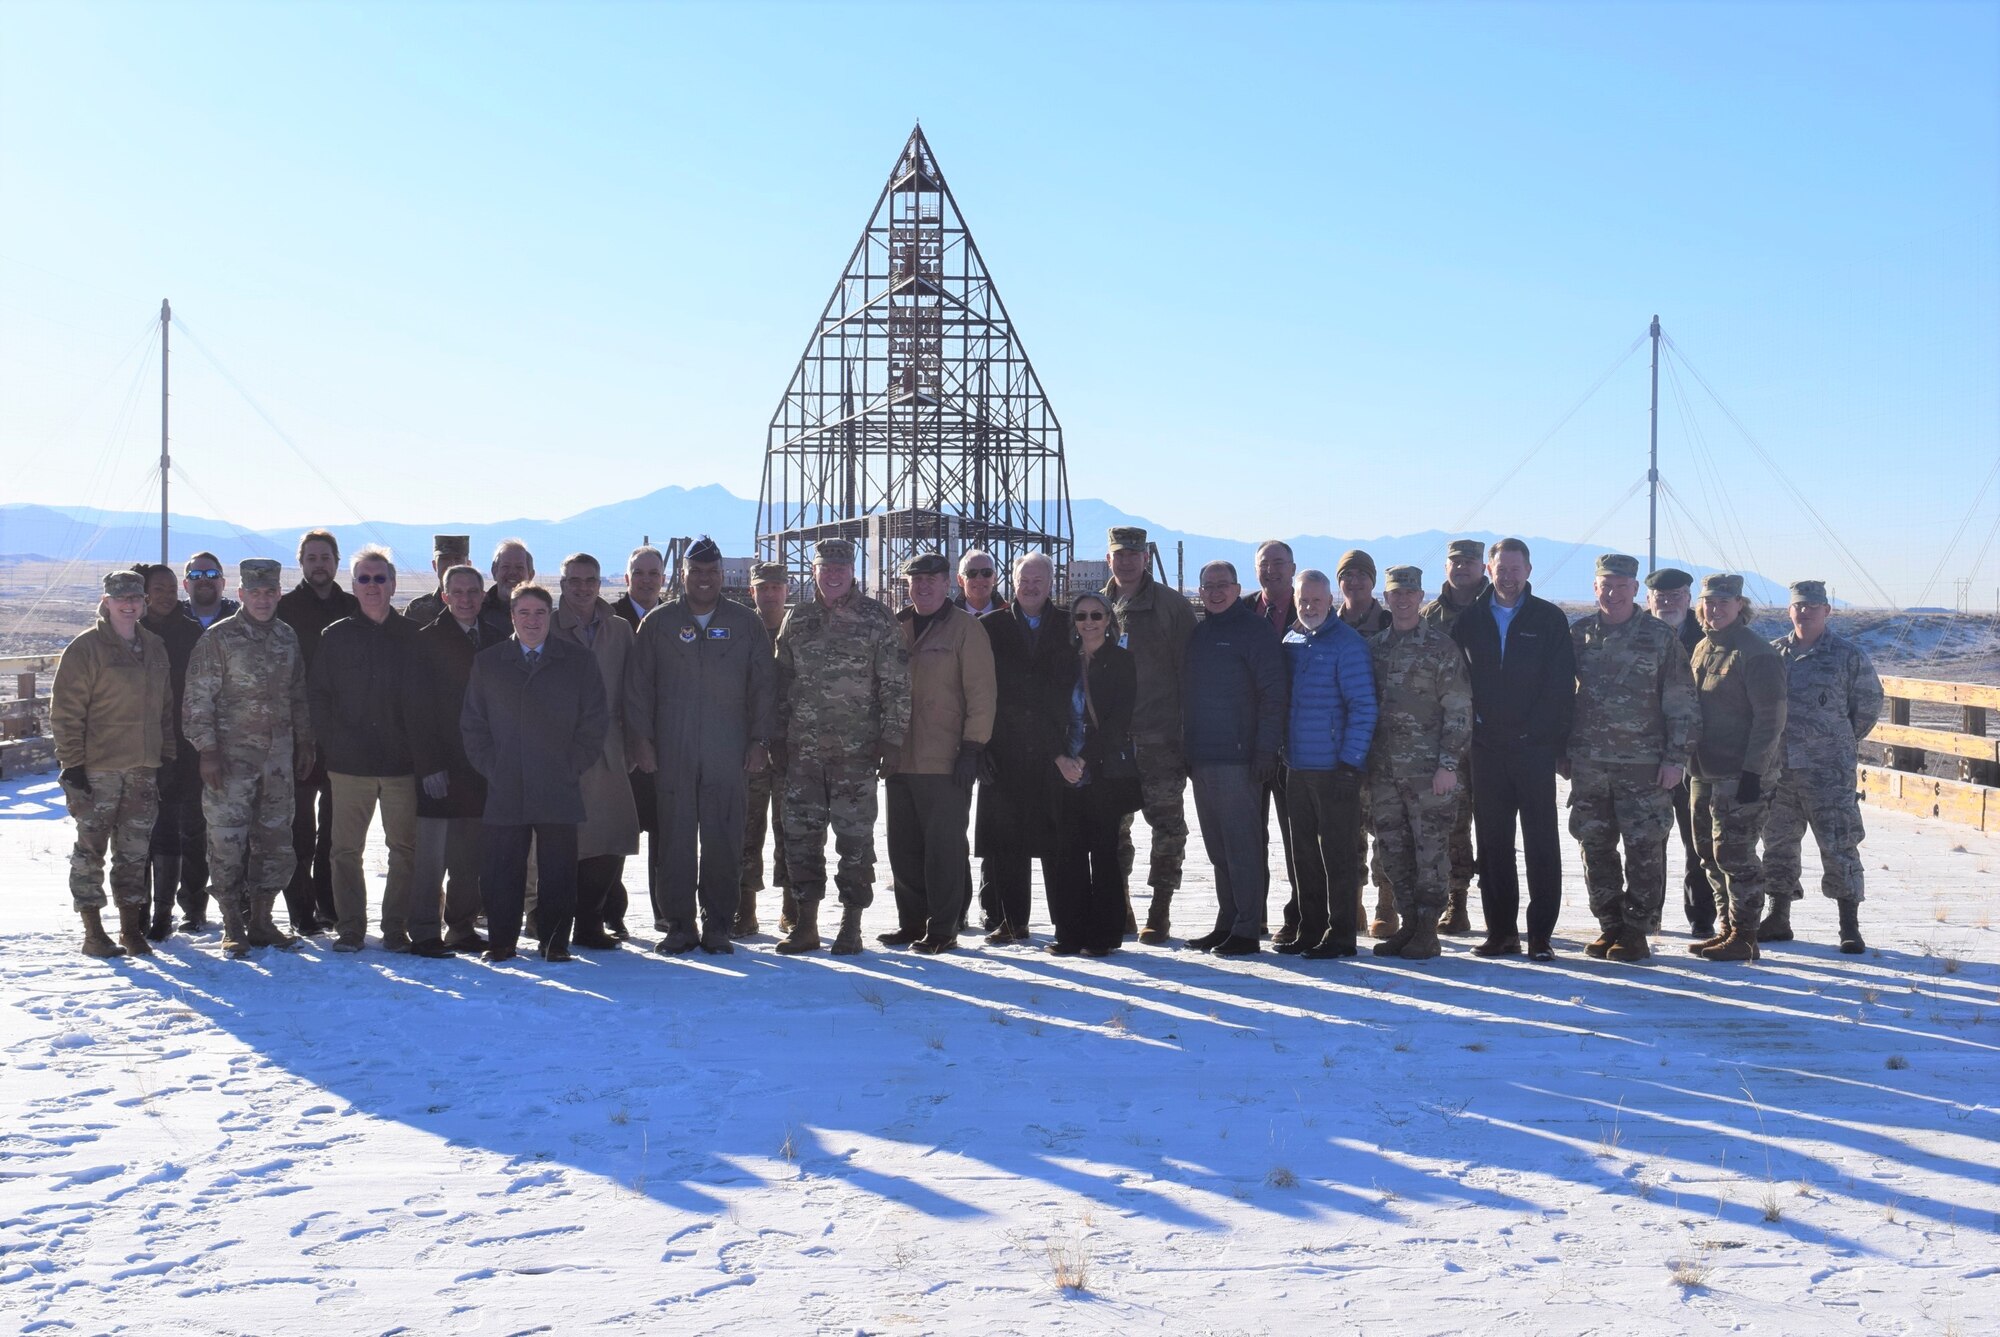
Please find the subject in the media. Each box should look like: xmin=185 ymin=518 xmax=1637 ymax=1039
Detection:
xmin=1689 ymin=621 xmax=1787 ymax=780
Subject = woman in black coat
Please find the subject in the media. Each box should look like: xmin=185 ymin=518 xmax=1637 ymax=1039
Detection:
xmin=1045 ymin=591 xmax=1143 ymax=956
xmin=976 ymin=553 xmax=1072 ymax=942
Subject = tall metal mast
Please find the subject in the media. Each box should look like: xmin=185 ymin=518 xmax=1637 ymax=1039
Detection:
xmin=1646 ymin=313 xmax=1661 ymax=574
xmin=160 ymin=298 xmax=171 ymax=564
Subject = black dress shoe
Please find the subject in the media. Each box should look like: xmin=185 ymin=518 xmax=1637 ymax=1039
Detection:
xmin=446 ymin=932 xmax=489 ymax=952
xmin=1303 ymin=937 xmax=1357 ymax=959
xmin=1184 ymin=929 xmax=1230 ymax=952
xmin=655 ymin=933 xmax=700 ymax=955
xmin=876 ymin=929 xmax=922 ymax=947
xmin=482 ymin=945 xmax=518 ymax=963
xmin=913 ymin=935 xmax=957 ymax=955
xmin=1472 ymin=932 xmax=1523 ymax=958
xmin=1210 ymin=934 xmax=1261 ymax=957
xmin=604 ymin=921 xmax=630 ymax=940
xmin=572 ymin=927 xmax=621 ymax=950
xmin=409 ymin=937 xmax=453 ymax=959
xmin=1045 ymin=941 xmax=1082 ymax=956
xmin=1527 ymin=937 xmax=1557 ymax=962
xmin=1273 ymin=938 xmax=1308 ymax=956
xmin=1081 ymin=946 xmax=1115 ymax=958
xmin=541 ymin=943 xmax=572 ymax=963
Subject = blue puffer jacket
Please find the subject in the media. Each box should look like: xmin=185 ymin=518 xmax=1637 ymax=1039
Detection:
xmin=1183 ymin=599 xmax=1289 ymax=767
xmin=1281 ymin=617 xmax=1378 ymax=771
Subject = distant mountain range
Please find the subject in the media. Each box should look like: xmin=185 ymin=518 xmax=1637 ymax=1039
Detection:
xmin=0 ymin=485 xmax=1790 ymax=605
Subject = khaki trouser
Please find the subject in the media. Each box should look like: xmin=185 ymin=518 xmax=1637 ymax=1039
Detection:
xmin=329 ymin=772 xmax=418 ymax=946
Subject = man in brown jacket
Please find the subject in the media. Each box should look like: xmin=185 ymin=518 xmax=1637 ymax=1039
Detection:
xmin=883 ymin=552 xmax=996 ymax=954
xmin=53 ymin=570 xmax=178 ymax=957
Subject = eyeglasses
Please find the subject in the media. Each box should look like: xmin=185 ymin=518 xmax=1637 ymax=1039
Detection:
xmin=1074 ymin=610 xmax=1108 ymax=622
xmin=963 ymin=568 xmax=995 ymax=579
xmin=353 ymin=574 xmax=391 ymax=585
xmin=184 ymin=568 xmax=221 ymax=579
xmin=1199 ymin=582 xmax=1236 ymax=593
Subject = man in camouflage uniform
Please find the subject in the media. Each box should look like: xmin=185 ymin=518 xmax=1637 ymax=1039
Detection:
xmin=1646 ymin=567 xmax=1710 ymax=935
xmin=52 ymin=570 xmax=177 ymax=957
xmin=773 ymin=539 xmax=910 ymax=955
xmin=1368 ymin=565 xmax=1473 ymax=960
xmin=1760 ymin=579 xmax=1883 ymax=953
xmin=405 ymin=534 xmax=469 ymax=629
xmin=738 ymin=560 xmax=793 ymax=936
xmin=1564 ymin=554 xmax=1700 ymax=963
xmin=183 ymin=560 xmax=316 ymax=957
xmin=1104 ymin=526 xmax=1198 ymax=943
xmin=1421 ymin=538 xmax=1489 ymax=933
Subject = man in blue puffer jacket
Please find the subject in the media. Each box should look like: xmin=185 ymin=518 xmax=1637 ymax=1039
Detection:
xmin=1183 ymin=560 xmax=1289 ymax=957
xmin=1277 ymin=569 xmax=1378 ymax=958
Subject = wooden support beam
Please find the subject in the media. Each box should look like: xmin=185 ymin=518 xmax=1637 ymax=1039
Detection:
xmin=1878 ymin=676 xmax=2000 ymax=711
xmin=1866 ymin=721 xmax=2000 ymax=764
xmin=1857 ymin=765 xmax=1992 ymax=830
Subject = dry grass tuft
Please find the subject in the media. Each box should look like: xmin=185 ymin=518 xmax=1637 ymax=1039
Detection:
xmin=1885 ymin=1054 xmax=1910 ymax=1070
xmin=1759 ymin=1187 xmax=1784 ymax=1223
xmin=854 ymin=984 xmax=886 ymax=1013
xmin=1046 ymin=1229 xmax=1091 ymax=1293
xmin=1669 ymin=1254 xmax=1711 ymax=1289
xmin=1266 ymin=1165 xmax=1298 ymax=1189
xmin=780 ymin=1127 xmax=798 ymax=1164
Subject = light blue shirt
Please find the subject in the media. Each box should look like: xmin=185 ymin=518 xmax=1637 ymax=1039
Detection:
xmin=1491 ymin=598 xmax=1520 ymax=660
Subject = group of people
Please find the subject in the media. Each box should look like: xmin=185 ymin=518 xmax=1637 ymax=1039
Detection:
xmin=50 ymin=522 xmax=1884 ymax=971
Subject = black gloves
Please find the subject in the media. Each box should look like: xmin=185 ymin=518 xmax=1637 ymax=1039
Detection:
xmin=1251 ymin=753 xmax=1280 ymax=787
xmin=60 ymin=766 xmax=90 ymax=794
xmin=952 ymin=742 xmax=985 ymax=792
xmin=1329 ymin=763 xmax=1363 ymax=799
xmin=156 ymin=764 xmax=175 ymax=799
xmin=1736 ymin=771 xmax=1763 ymax=804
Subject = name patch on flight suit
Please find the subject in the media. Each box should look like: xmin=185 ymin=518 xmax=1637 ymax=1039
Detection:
xmin=708 ymin=627 xmax=730 ymax=640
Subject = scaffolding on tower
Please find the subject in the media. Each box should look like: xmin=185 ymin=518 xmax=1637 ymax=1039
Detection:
xmin=756 ymin=125 xmax=1074 ymax=599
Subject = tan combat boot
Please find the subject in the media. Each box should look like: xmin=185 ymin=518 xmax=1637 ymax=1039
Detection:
xmin=1585 ymin=922 xmax=1618 ymax=959
xmin=219 ymin=902 xmax=252 ymax=959
xmin=829 ymin=904 xmax=865 ymax=956
xmin=1437 ymin=887 xmax=1472 ymax=935
xmin=1689 ymin=911 xmax=1731 ymax=956
xmin=1370 ymin=892 xmax=1400 ymax=941
xmin=1397 ymin=920 xmax=1441 ymax=961
xmin=1139 ymin=895 xmax=1172 ymax=946
xmin=1698 ymin=926 xmax=1759 ymax=962
xmin=1605 ymin=926 xmax=1651 ymax=962
xmin=117 ymin=902 xmax=155 ymax=957
xmin=80 ymin=907 xmax=125 ymax=958
xmin=247 ymin=896 xmax=301 ymax=950
xmin=775 ymin=899 xmax=821 ymax=955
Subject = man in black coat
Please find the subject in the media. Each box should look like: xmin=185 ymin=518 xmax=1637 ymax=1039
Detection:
xmin=137 ymin=562 xmax=209 ymax=938
xmin=976 ymin=552 xmax=1071 ymax=941
xmin=307 ymin=545 xmax=419 ymax=953
xmin=477 ymin=539 xmax=535 ymax=644
xmin=461 ymin=583 xmax=609 ymax=963
xmin=1450 ymin=538 xmax=1576 ymax=961
xmin=1646 ymin=566 xmax=1710 ymax=934
xmin=609 ymin=544 xmax=667 ymax=937
xmin=276 ymin=528 xmax=360 ymax=933
xmin=403 ymin=563 xmax=493 ymax=957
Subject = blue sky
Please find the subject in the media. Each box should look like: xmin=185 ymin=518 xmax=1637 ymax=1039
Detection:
xmin=2 ymin=0 xmax=1995 ymax=604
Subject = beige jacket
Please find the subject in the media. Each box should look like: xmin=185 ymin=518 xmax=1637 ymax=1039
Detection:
xmin=896 ymin=604 xmax=997 ymax=775
xmin=51 ymin=615 xmax=177 ymax=772
xmin=555 ymin=598 xmax=640 ymax=858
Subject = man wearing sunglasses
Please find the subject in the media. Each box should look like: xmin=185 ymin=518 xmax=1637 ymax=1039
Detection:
xmin=307 ymin=546 xmax=420 ymax=953
xmin=954 ymin=550 xmax=1000 ymax=619
xmin=177 ymin=551 xmax=240 ymax=631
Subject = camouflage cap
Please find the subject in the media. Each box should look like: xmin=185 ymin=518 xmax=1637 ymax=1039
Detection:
xmin=102 ymin=570 xmax=145 ymax=599
xmin=1108 ymin=526 xmax=1148 ymax=553
xmin=1336 ymin=549 xmax=1377 ymax=581
xmin=1644 ymin=567 xmax=1694 ymax=592
xmin=901 ymin=551 xmax=950 ymax=578
xmin=432 ymin=533 xmax=470 ymax=557
xmin=239 ymin=558 xmax=283 ymax=591
xmin=751 ymin=562 xmax=790 ymax=584
xmin=813 ymin=539 xmax=856 ymax=566
xmin=1383 ymin=564 xmax=1423 ymax=593
xmin=1700 ymin=572 xmax=1745 ymax=600
xmin=686 ymin=535 xmax=722 ymax=564
xmin=1595 ymin=553 xmax=1640 ymax=580
xmin=1789 ymin=579 xmax=1829 ymax=606
xmin=1446 ymin=538 xmax=1484 ymax=562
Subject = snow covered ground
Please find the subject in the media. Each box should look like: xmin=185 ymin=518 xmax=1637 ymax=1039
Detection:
xmin=1 ymin=772 xmax=1995 ymax=1335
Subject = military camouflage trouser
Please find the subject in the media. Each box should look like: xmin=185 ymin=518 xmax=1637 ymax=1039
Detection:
xmin=1118 ymin=738 xmax=1188 ymax=894
xmin=1761 ymin=765 xmax=1866 ymax=904
xmin=782 ymin=755 xmax=879 ymax=909
xmin=1690 ymin=773 xmax=1775 ymax=925
xmin=1448 ymin=755 xmax=1476 ymax=896
xmin=64 ymin=767 xmax=158 ymax=912
xmin=741 ymin=764 xmax=791 ymax=895
xmin=1351 ymin=787 xmax=1395 ymax=919
xmin=1367 ymin=774 xmax=1457 ymax=920
xmin=1566 ymin=760 xmax=1675 ymax=930
xmin=203 ymin=756 xmax=299 ymax=925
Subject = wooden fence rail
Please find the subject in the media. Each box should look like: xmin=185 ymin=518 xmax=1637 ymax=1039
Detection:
xmin=1859 ymin=675 xmax=2000 ymax=831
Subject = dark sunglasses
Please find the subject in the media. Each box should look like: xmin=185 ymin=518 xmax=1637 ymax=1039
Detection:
xmin=353 ymin=573 xmax=391 ymax=585
xmin=1074 ymin=610 xmax=1108 ymax=622
xmin=963 ymin=568 xmax=995 ymax=579
xmin=184 ymin=567 xmax=221 ymax=579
